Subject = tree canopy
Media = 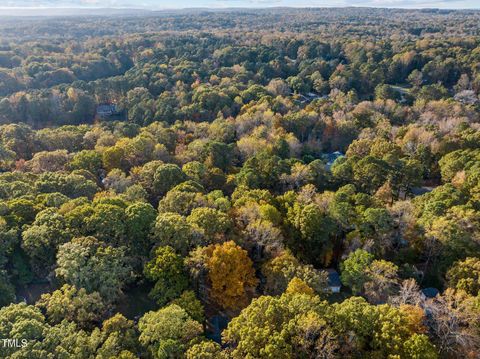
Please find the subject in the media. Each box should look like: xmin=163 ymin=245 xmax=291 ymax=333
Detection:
xmin=1 ymin=7 xmax=480 ymax=358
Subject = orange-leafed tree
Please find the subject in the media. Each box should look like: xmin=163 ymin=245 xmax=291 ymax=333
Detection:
xmin=206 ymin=241 xmax=258 ymax=311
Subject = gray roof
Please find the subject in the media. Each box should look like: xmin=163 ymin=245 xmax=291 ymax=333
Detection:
xmin=411 ymin=186 xmax=435 ymax=196
xmin=421 ymin=287 xmax=439 ymax=298
xmin=323 ymin=152 xmax=344 ymax=169
xmin=326 ymin=269 xmax=342 ymax=287
xmin=96 ymin=103 xmax=117 ymax=114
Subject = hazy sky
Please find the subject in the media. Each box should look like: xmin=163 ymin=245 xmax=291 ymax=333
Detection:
xmin=0 ymin=0 xmax=478 ymax=9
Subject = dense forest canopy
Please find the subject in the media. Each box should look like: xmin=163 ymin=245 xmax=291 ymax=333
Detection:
xmin=0 ymin=7 xmax=480 ymax=358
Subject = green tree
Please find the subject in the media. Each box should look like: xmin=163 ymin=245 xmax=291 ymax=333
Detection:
xmin=138 ymin=304 xmax=203 ymax=359
xmin=125 ymin=202 xmax=156 ymax=256
xmin=182 ymin=161 xmax=207 ymax=183
xmin=36 ymin=284 xmax=106 ymax=330
xmin=0 ymin=303 xmax=48 ymax=358
xmin=340 ymin=249 xmax=374 ymax=294
xmin=5 ymin=198 xmax=41 ymax=227
xmin=0 ymin=142 xmax=15 ymax=170
xmin=35 ymin=172 xmax=99 ymax=199
xmin=158 ymin=189 xmax=204 ymax=216
xmin=93 ymin=313 xmax=140 ymax=359
xmin=186 ymin=341 xmax=224 ymax=359
xmin=0 ymin=270 xmax=15 ymax=307
xmin=446 ymin=257 xmax=480 ymax=295
xmin=55 ymin=236 xmax=133 ymax=302
xmin=144 ymin=246 xmax=189 ymax=306
xmin=103 ymin=146 xmax=125 ymax=171
xmin=403 ymin=334 xmax=438 ymax=359
xmin=352 ymin=156 xmax=389 ymax=194
xmin=186 ymin=207 xmax=232 ymax=243
xmin=374 ymin=84 xmax=401 ymax=101
xmin=37 ymin=320 xmax=94 ymax=358
xmin=85 ymin=203 xmax=126 ymax=245
xmin=21 ymin=208 xmax=69 ymax=276
xmin=287 ymin=202 xmax=336 ymax=265
xmin=151 ymin=213 xmax=198 ymax=256
xmin=69 ymin=150 xmax=103 ymax=174
xmin=331 ymin=297 xmax=437 ymax=357
xmin=171 ymin=290 xmax=205 ymax=323
xmin=153 ymin=164 xmax=187 ymax=197
xmin=223 ymin=293 xmax=332 ymax=359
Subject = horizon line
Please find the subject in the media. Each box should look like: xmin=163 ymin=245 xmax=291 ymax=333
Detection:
xmin=1 ymin=5 xmax=479 ymax=10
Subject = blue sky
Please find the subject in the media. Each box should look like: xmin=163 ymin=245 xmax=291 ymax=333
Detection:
xmin=0 ymin=0 xmax=478 ymax=9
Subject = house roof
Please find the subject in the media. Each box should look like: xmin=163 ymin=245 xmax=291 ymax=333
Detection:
xmin=411 ymin=186 xmax=435 ymax=196
xmin=97 ymin=103 xmax=115 ymax=110
xmin=421 ymin=287 xmax=439 ymax=298
xmin=323 ymin=152 xmax=345 ymax=169
xmin=326 ymin=269 xmax=342 ymax=287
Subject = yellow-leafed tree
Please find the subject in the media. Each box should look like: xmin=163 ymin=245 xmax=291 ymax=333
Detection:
xmin=286 ymin=277 xmax=315 ymax=296
xmin=206 ymin=241 xmax=258 ymax=311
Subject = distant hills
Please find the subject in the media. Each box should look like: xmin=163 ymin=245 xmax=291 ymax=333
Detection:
xmin=0 ymin=6 xmax=478 ymax=17
xmin=0 ymin=8 xmax=152 ymax=17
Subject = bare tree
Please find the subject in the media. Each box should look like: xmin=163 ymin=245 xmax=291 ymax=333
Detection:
xmin=389 ymin=278 xmax=423 ymax=307
xmin=424 ymin=289 xmax=480 ymax=357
